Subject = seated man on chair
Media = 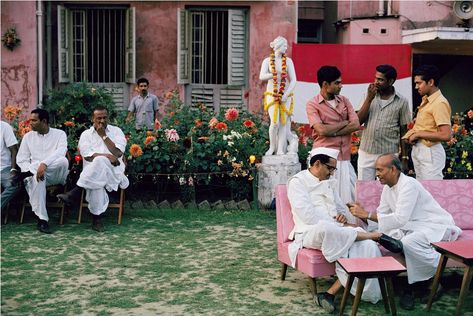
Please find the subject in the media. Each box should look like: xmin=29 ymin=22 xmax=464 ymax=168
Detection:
xmin=287 ymin=147 xmax=403 ymax=313
xmin=348 ymin=153 xmax=461 ymax=310
xmin=58 ymin=105 xmax=129 ymax=232
xmin=17 ymin=108 xmax=69 ymax=234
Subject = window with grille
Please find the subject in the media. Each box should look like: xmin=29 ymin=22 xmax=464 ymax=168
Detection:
xmin=58 ymin=5 xmax=135 ymax=84
xmin=178 ymin=7 xmax=248 ymax=110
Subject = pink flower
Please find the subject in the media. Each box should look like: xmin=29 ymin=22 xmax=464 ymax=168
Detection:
xmin=165 ymin=129 xmax=180 ymax=142
xmin=208 ymin=117 xmax=219 ymax=128
xmin=225 ymin=108 xmax=239 ymax=121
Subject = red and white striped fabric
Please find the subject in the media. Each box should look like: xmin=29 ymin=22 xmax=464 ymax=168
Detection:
xmin=291 ymin=44 xmax=412 ymax=123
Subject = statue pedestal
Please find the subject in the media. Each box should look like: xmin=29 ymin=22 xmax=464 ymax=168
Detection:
xmin=257 ymin=154 xmax=301 ymax=209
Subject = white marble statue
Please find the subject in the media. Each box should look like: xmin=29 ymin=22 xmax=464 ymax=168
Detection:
xmin=259 ymin=36 xmax=298 ymax=156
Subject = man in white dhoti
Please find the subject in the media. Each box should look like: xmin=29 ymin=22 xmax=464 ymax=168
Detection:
xmin=348 ymin=153 xmax=461 ymax=310
xmin=287 ymin=147 xmax=402 ymax=313
xmin=58 ymin=105 xmax=128 ymax=232
xmin=17 ymin=109 xmax=69 ymax=234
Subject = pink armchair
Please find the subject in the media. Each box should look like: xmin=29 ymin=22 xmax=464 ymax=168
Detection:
xmin=275 ymin=184 xmax=335 ymax=296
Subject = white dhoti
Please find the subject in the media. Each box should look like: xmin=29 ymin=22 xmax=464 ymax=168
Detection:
xmin=333 ymin=160 xmax=356 ymax=220
xmin=300 ymin=222 xmax=382 ymax=304
xmin=77 ymin=156 xmax=128 ymax=215
xmin=24 ymin=157 xmax=69 ymax=222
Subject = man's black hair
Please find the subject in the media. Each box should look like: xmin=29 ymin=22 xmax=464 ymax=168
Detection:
xmin=137 ymin=77 xmax=149 ymax=86
xmin=376 ymin=64 xmax=397 ymax=82
xmin=92 ymin=105 xmax=108 ymax=113
xmin=31 ymin=108 xmax=49 ymax=123
xmin=413 ymin=65 xmax=440 ymax=86
xmin=317 ymin=66 xmax=341 ymax=88
xmin=309 ymin=154 xmax=331 ymax=167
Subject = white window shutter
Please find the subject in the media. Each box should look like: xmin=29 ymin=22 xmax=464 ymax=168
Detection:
xmin=125 ymin=7 xmax=136 ymax=84
xmin=227 ymin=9 xmax=247 ymax=86
xmin=177 ymin=9 xmax=190 ymax=84
xmin=57 ymin=5 xmax=70 ymax=83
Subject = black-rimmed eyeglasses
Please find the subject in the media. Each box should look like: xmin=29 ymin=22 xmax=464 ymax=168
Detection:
xmin=322 ymin=162 xmax=337 ymax=172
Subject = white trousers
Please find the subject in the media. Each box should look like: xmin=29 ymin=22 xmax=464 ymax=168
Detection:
xmin=402 ymin=231 xmax=443 ymax=284
xmin=411 ymin=142 xmax=445 ymax=180
xmin=24 ymin=157 xmax=69 ymax=222
xmin=302 ymin=223 xmax=382 ymax=304
xmin=333 ymin=160 xmax=356 ymax=205
xmin=77 ymin=156 xmax=128 ymax=215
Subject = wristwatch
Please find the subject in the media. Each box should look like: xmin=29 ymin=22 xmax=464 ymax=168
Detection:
xmin=102 ymin=135 xmax=108 ymax=141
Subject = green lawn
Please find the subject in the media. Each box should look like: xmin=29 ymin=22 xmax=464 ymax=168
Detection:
xmin=1 ymin=208 xmax=472 ymax=315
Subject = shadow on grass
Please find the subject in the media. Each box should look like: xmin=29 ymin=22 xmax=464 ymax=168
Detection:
xmin=1 ymin=208 xmax=472 ymax=315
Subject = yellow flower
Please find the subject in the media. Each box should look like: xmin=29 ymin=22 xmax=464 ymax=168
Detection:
xmin=467 ymin=163 xmax=472 ymax=171
xmin=447 ymin=168 xmax=452 ymax=173
xmin=462 ymin=151 xmax=468 ymax=159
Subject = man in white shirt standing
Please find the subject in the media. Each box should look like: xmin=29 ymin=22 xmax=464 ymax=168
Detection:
xmin=1 ymin=121 xmax=20 ymax=214
xmin=349 ymin=153 xmax=461 ymax=310
xmin=58 ymin=105 xmax=128 ymax=232
xmin=17 ymin=109 xmax=69 ymax=234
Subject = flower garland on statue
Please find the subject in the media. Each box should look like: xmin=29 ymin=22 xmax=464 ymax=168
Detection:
xmin=263 ymin=49 xmax=294 ymax=125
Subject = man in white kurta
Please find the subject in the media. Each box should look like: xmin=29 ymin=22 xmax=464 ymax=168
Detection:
xmin=349 ymin=153 xmax=461 ymax=309
xmin=76 ymin=106 xmax=128 ymax=231
xmin=287 ymin=147 xmax=383 ymax=312
xmin=16 ymin=109 xmax=69 ymax=233
xmin=1 ymin=121 xmax=20 ymax=213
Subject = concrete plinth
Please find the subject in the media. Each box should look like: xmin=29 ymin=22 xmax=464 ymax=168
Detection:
xmin=257 ymin=154 xmax=301 ymax=209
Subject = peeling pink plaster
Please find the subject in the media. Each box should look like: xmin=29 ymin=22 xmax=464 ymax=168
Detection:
xmin=1 ymin=1 xmax=37 ymax=117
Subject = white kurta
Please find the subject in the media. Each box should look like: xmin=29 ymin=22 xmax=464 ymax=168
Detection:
xmin=377 ymin=173 xmax=462 ymax=284
xmin=77 ymin=125 xmax=128 ymax=215
xmin=16 ymin=128 xmax=69 ymax=221
xmin=287 ymin=169 xmax=382 ymax=303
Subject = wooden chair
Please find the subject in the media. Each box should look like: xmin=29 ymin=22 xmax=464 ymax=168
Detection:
xmin=20 ymin=184 xmax=67 ymax=224
xmin=77 ymin=187 xmax=126 ymax=224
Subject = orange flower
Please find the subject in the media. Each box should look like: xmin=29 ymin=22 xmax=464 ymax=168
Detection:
xmin=447 ymin=137 xmax=457 ymax=146
xmin=165 ymin=90 xmax=174 ymax=99
xmin=461 ymin=128 xmax=468 ymax=136
xmin=3 ymin=105 xmax=21 ymax=121
xmin=208 ymin=117 xmax=219 ymax=128
xmin=129 ymin=144 xmax=143 ymax=158
xmin=64 ymin=121 xmax=75 ymax=127
xmin=144 ymin=136 xmax=156 ymax=146
xmin=215 ymin=122 xmax=228 ymax=131
xmin=195 ymin=119 xmax=203 ymax=128
xmin=351 ymin=144 xmax=359 ymax=155
xmin=243 ymin=119 xmax=254 ymax=128
xmin=146 ymin=131 xmax=154 ymax=136
xmin=452 ymin=124 xmax=460 ymax=133
xmin=224 ymin=108 xmax=239 ymax=121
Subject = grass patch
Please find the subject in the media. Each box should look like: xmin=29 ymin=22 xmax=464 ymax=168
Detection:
xmin=2 ymin=208 xmax=472 ymax=315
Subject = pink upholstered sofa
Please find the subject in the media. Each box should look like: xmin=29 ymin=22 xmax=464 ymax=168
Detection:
xmin=275 ymin=179 xmax=473 ymax=289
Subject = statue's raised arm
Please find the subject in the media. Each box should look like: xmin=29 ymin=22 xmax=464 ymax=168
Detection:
xmin=260 ymin=36 xmax=298 ymax=156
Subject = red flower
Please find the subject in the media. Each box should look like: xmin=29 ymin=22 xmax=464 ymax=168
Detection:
xmin=64 ymin=121 xmax=75 ymax=127
xmin=195 ymin=119 xmax=203 ymax=128
xmin=407 ymin=119 xmax=415 ymax=130
xmin=224 ymin=108 xmax=239 ymax=121
xmin=243 ymin=119 xmax=254 ymax=128
xmin=215 ymin=122 xmax=228 ymax=131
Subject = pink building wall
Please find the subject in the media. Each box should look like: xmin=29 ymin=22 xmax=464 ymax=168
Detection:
xmin=1 ymin=1 xmax=38 ymax=119
xmin=131 ymin=1 xmax=297 ymax=114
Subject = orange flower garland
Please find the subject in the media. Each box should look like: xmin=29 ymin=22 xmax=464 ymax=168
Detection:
xmin=270 ymin=49 xmax=287 ymax=104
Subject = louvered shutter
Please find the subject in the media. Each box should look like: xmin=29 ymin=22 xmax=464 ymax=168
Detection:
xmin=227 ymin=9 xmax=247 ymax=86
xmin=57 ymin=5 xmax=71 ymax=83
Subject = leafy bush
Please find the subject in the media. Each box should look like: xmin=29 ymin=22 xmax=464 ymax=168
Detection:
xmin=43 ymin=82 xmax=117 ymax=153
xmin=444 ymin=110 xmax=473 ymax=179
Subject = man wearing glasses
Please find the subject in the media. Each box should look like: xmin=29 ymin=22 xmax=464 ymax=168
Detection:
xmin=287 ymin=147 xmax=402 ymax=313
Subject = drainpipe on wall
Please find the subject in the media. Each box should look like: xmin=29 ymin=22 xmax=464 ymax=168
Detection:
xmin=377 ymin=0 xmax=385 ymax=16
xmin=387 ymin=0 xmax=392 ymax=16
xmin=46 ymin=1 xmax=52 ymax=90
xmin=37 ymin=0 xmax=43 ymax=107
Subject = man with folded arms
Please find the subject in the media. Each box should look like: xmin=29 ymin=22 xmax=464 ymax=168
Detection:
xmin=287 ymin=147 xmax=402 ymax=313
xmin=17 ymin=109 xmax=69 ymax=234
xmin=348 ymin=153 xmax=461 ymax=310
xmin=58 ymin=105 xmax=129 ymax=232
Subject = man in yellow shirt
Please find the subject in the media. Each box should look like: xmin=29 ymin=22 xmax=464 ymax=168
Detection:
xmin=402 ymin=65 xmax=451 ymax=180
